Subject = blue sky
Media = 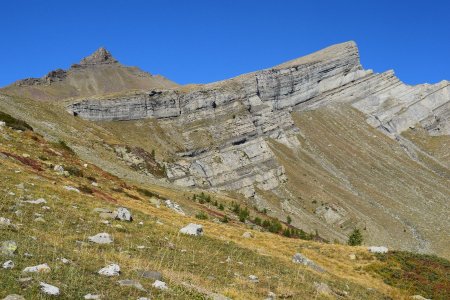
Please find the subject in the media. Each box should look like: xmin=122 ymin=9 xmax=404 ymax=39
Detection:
xmin=0 ymin=0 xmax=449 ymax=87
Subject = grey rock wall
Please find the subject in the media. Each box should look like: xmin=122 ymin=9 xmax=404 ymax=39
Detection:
xmin=66 ymin=41 xmax=449 ymax=196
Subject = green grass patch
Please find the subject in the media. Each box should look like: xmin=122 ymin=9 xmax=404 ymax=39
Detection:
xmin=365 ymin=251 xmax=450 ymax=299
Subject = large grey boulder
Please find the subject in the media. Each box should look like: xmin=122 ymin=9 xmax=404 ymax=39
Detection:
xmin=180 ymin=223 xmax=203 ymax=236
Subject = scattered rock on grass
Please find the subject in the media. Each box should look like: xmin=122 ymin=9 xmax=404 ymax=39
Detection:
xmin=24 ymin=198 xmax=47 ymax=204
xmin=2 ymin=260 xmax=14 ymax=269
xmin=1 ymin=240 xmax=18 ymax=256
xmin=368 ymin=246 xmax=388 ymax=254
xmin=116 ymin=207 xmax=132 ymax=221
xmin=242 ymin=231 xmax=253 ymax=238
xmin=292 ymin=253 xmax=325 ymax=273
xmin=98 ymin=264 xmax=120 ymax=276
xmin=248 ymin=275 xmax=259 ymax=283
xmin=179 ymin=223 xmax=203 ymax=236
xmin=40 ymin=282 xmax=60 ymax=296
xmin=23 ymin=263 xmax=51 ymax=273
xmin=84 ymin=294 xmax=101 ymax=300
xmin=411 ymin=295 xmax=431 ymax=300
xmin=152 ymin=280 xmax=168 ymax=290
xmin=164 ymin=200 xmax=185 ymax=215
xmin=3 ymin=295 xmax=25 ymax=300
xmin=117 ymin=279 xmax=146 ymax=291
xmin=88 ymin=233 xmax=113 ymax=244
xmin=137 ymin=270 xmax=162 ymax=280
xmin=314 ymin=282 xmax=333 ymax=296
xmin=64 ymin=186 xmax=80 ymax=193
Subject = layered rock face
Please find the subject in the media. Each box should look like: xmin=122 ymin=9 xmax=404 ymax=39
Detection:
xmin=66 ymin=41 xmax=449 ymax=198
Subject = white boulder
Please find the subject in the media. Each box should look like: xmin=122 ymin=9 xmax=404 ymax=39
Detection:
xmin=40 ymin=282 xmax=60 ymax=296
xmin=179 ymin=223 xmax=203 ymax=236
xmin=152 ymin=280 xmax=168 ymax=290
xmin=98 ymin=263 xmax=120 ymax=276
xmin=368 ymin=246 xmax=388 ymax=254
xmin=23 ymin=263 xmax=51 ymax=273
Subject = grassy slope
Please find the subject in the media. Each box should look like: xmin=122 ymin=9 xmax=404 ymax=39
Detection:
xmin=0 ymin=120 xmax=418 ymax=299
xmin=266 ymin=105 xmax=450 ymax=258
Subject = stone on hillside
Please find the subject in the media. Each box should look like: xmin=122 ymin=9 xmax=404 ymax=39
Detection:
xmin=117 ymin=279 xmax=146 ymax=291
xmin=3 ymin=295 xmax=25 ymax=300
xmin=40 ymin=282 xmax=60 ymax=296
xmin=116 ymin=207 xmax=132 ymax=221
xmin=3 ymin=260 xmax=14 ymax=269
xmin=164 ymin=200 xmax=185 ymax=215
xmin=242 ymin=231 xmax=253 ymax=238
xmin=34 ymin=217 xmax=46 ymax=223
xmin=411 ymin=295 xmax=431 ymax=300
xmin=368 ymin=246 xmax=388 ymax=254
xmin=248 ymin=275 xmax=259 ymax=283
xmin=23 ymin=263 xmax=51 ymax=273
xmin=24 ymin=198 xmax=47 ymax=204
xmin=84 ymin=294 xmax=101 ymax=300
xmin=180 ymin=223 xmax=203 ymax=236
xmin=88 ymin=233 xmax=113 ymax=244
xmin=292 ymin=253 xmax=325 ymax=273
xmin=349 ymin=253 xmax=356 ymax=260
xmin=265 ymin=291 xmax=276 ymax=300
xmin=0 ymin=217 xmax=12 ymax=226
xmin=1 ymin=240 xmax=17 ymax=256
xmin=58 ymin=258 xmax=71 ymax=264
xmin=152 ymin=280 xmax=168 ymax=290
xmin=98 ymin=263 xmax=120 ymax=276
xmin=0 ymin=121 xmax=5 ymax=127
xmin=64 ymin=186 xmax=80 ymax=193
xmin=137 ymin=270 xmax=162 ymax=280
xmin=54 ymin=165 xmax=64 ymax=173
xmin=314 ymin=282 xmax=333 ymax=296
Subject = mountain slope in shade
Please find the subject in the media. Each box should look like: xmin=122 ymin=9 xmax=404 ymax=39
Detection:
xmin=1 ymin=47 xmax=178 ymax=101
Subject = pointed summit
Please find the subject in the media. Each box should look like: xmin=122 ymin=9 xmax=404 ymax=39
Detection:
xmin=79 ymin=47 xmax=118 ymax=65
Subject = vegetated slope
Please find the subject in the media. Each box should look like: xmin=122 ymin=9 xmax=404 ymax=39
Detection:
xmin=0 ymin=118 xmax=420 ymax=299
xmin=1 ymin=47 xmax=178 ymax=101
xmin=268 ymin=105 xmax=450 ymax=258
xmin=0 ymin=41 xmax=449 ymax=261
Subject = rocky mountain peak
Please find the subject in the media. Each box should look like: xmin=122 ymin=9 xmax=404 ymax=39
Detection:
xmin=79 ymin=47 xmax=118 ymax=65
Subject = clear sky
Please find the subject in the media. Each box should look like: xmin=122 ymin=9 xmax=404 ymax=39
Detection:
xmin=1 ymin=0 xmax=449 ymax=87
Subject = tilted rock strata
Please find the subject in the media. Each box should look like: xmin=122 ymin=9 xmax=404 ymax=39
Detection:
xmin=66 ymin=41 xmax=449 ymax=198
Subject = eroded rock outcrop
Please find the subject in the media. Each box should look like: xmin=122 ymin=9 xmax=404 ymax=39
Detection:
xmin=66 ymin=41 xmax=449 ymax=202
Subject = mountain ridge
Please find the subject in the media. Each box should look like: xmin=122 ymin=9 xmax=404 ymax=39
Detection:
xmin=0 ymin=41 xmax=449 ymax=260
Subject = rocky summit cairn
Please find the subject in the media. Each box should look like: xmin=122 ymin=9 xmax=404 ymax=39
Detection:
xmin=79 ymin=47 xmax=118 ymax=66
